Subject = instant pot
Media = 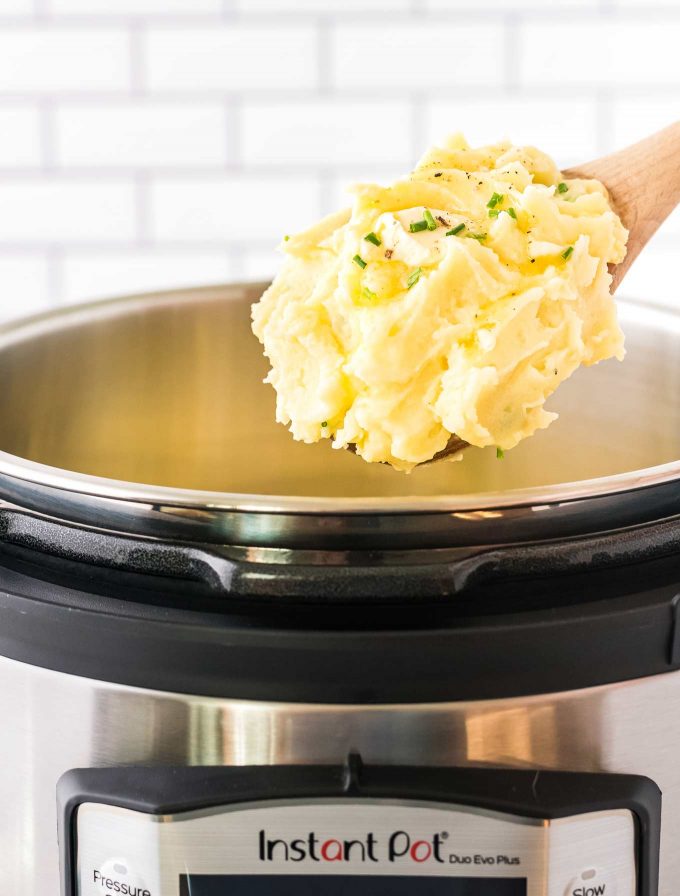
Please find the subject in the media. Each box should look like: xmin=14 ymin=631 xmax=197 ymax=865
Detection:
xmin=0 ymin=283 xmax=679 ymax=896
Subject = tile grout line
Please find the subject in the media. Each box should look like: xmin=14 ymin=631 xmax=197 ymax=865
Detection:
xmin=135 ymin=170 xmax=153 ymax=247
xmin=39 ymin=97 xmax=56 ymax=171
xmin=225 ymin=96 xmax=241 ymax=169
xmin=316 ymin=14 xmax=333 ymax=95
xmin=0 ymin=238 xmax=320 ymax=252
xmin=503 ymin=13 xmax=520 ymax=96
xmin=1 ymin=86 xmax=680 ymax=102
xmin=223 ymin=246 xmax=234 ymax=279
xmin=32 ymin=0 xmax=49 ymax=20
xmin=6 ymin=9 xmax=678 ymax=25
xmin=46 ymin=245 xmax=63 ymax=307
xmin=0 ymin=242 xmax=302 ymax=255
xmin=595 ymin=89 xmax=614 ymax=156
xmin=410 ymin=92 xmax=426 ymax=166
xmin=0 ymin=156 xmax=675 ymax=181
xmin=129 ymin=20 xmax=147 ymax=96
xmin=227 ymin=243 xmax=244 ymax=279
xmin=317 ymin=167 xmax=335 ymax=218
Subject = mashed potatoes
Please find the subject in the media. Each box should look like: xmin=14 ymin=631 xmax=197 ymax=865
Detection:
xmin=252 ymin=134 xmax=627 ymax=471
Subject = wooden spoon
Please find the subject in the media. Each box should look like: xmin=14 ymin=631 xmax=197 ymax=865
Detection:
xmin=423 ymin=120 xmax=680 ymax=465
xmin=564 ymin=119 xmax=680 ymax=292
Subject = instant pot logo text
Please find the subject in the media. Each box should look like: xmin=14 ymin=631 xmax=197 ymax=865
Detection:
xmin=259 ymin=829 xmax=445 ymax=864
xmin=258 ymin=830 xmax=520 ymax=867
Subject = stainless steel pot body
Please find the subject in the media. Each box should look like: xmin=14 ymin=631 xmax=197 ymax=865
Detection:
xmin=1 ymin=654 xmax=679 ymax=895
xmin=0 ymin=284 xmax=678 ymax=895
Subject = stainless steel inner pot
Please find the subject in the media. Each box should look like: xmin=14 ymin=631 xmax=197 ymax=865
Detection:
xmin=0 ymin=282 xmax=677 ymax=551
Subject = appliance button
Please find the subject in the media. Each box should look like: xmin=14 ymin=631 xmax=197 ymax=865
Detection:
xmin=91 ymin=857 xmax=149 ymax=895
xmin=564 ymin=868 xmax=616 ymax=896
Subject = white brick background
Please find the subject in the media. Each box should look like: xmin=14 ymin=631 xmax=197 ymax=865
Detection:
xmin=0 ymin=0 xmax=675 ymax=321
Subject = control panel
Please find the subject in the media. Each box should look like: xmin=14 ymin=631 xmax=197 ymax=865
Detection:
xmin=57 ymin=761 xmax=661 ymax=896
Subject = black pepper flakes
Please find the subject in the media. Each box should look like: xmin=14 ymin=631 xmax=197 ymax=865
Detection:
xmin=436 ymin=216 xmax=449 ymax=227
xmin=434 ymin=172 xmax=443 ymax=177
xmin=384 ymin=249 xmax=393 ymax=259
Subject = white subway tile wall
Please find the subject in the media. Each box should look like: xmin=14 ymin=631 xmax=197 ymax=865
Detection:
xmin=518 ymin=21 xmax=680 ymax=87
xmin=425 ymin=98 xmax=601 ymax=166
xmin=146 ymin=26 xmax=318 ymax=91
xmin=0 ymin=0 xmax=34 ymax=13
xmin=241 ymin=101 xmax=413 ymax=166
xmin=55 ymin=102 xmax=229 ymax=167
xmin=0 ymin=0 xmax=675 ymax=319
xmin=0 ymin=254 xmax=49 ymax=322
xmin=50 ymin=0 xmax=223 ymax=13
xmin=0 ymin=28 xmax=131 ymax=92
xmin=0 ymin=106 xmax=42 ymax=167
xmin=0 ymin=178 xmax=137 ymax=242
xmin=60 ymin=249 xmax=231 ymax=305
xmin=331 ymin=23 xmax=505 ymax=89
xmin=150 ymin=175 xmax=320 ymax=241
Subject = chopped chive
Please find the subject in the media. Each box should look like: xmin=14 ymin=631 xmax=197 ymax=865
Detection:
xmin=507 ymin=207 xmax=517 ymax=220
xmin=496 ymin=447 xmax=505 ymax=460
xmin=364 ymin=231 xmax=381 ymax=246
xmin=488 ymin=208 xmax=500 ymax=218
xmin=321 ymin=421 xmax=328 ymax=428
xmin=407 ymin=267 xmax=423 ymax=289
xmin=557 ymin=182 xmax=568 ymax=194
xmin=562 ymin=246 xmax=574 ymax=260
xmin=446 ymin=223 xmax=465 ymax=236
xmin=353 ymin=254 xmax=367 ymax=269
xmin=409 ymin=219 xmax=428 ymax=233
xmin=468 ymin=233 xmax=487 ymax=241
xmin=361 ymin=285 xmax=377 ymax=302
xmin=284 ymin=235 xmax=290 ymax=241
xmin=423 ymin=208 xmax=437 ymax=231
xmin=487 ymin=191 xmax=503 ymax=209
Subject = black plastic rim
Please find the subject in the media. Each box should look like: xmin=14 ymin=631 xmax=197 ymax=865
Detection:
xmin=1 ymin=525 xmax=679 ymax=703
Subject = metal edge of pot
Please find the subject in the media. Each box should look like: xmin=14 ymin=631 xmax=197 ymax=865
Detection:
xmin=0 ymin=283 xmax=677 ymax=551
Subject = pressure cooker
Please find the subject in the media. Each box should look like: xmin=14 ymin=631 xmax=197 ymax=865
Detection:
xmin=0 ymin=282 xmax=679 ymax=895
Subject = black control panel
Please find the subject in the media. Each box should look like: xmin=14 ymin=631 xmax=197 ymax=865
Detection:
xmin=58 ymin=758 xmax=661 ymax=896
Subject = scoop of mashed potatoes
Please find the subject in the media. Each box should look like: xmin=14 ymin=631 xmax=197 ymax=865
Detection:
xmin=252 ymin=134 xmax=627 ymax=472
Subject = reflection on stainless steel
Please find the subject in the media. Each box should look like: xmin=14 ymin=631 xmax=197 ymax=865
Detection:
xmin=1 ymin=655 xmax=679 ymax=894
xmin=0 ymin=285 xmax=676 ymax=548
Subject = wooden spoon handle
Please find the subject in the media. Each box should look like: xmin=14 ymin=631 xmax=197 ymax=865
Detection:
xmin=564 ymin=120 xmax=680 ymax=292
